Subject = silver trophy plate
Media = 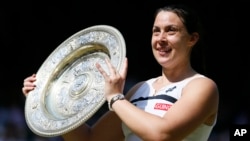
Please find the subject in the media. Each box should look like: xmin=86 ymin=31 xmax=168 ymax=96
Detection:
xmin=24 ymin=25 xmax=126 ymax=137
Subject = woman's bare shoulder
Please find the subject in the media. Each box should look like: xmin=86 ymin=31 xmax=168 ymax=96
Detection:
xmin=184 ymin=75 xmax=219 ymax=102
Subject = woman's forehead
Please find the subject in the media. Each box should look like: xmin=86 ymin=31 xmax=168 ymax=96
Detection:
xmin=154 ymin=11 xmax=184 ymax=27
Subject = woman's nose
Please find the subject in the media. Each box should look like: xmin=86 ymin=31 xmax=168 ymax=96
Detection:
xmin=158 ymin=32 xmax=167 ymax=41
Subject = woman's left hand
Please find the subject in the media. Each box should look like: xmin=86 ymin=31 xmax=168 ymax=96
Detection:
xmin=95 ymin=57 xmax=128 ymax=101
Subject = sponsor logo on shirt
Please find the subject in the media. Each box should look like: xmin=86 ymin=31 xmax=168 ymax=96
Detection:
xmin=165 ymin=86 xmax=176 ymax=93
xmin=154 ymin=103 xmax=172 ymax=111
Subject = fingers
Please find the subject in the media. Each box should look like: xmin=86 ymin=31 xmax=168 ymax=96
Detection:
xmin=23 ymin=74 xmax=36 ymax=83
xmin=104 ymin=58 xmax=117 ymax=76
xmin=104 ymin=58 xmax=128 ymax=78
xmin=120 ymin=57 xmax=128 ymax=79
xmin=95 ymin=58 xmax=128 ymax=99
xmin=96 ymin=58 xmax=128 ymax=79
xmin=22 ymin=86 xmax=35 ymax=96
xmin=22 ymin=74 xmax=36 ymax=96
xmin=95 ymin=61 xmax=110 ymax=79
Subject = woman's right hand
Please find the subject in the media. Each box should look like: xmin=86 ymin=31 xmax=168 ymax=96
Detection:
xmin=22 ymin=74 xmax=36 ymax=97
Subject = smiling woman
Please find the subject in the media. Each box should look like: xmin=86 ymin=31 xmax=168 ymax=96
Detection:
xmin=22 ymin=3 xmax=219 ymax=141
xmin=0 ymin=0 xmax=245 ymax=140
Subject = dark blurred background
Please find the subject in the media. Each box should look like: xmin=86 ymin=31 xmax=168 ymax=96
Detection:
xmin=0 ymin=0 xmax=249 ymax=140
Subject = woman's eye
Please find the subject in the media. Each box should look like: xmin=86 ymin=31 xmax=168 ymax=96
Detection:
xmin=168 ymin=27 xmax=177 ymax=32
xmin=167 ymin=27 xmax=178 ymax=35
xmin=152 ymin=29 xmax=160 ymax=35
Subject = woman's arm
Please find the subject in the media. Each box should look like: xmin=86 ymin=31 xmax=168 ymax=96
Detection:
xmin=111 ymin=77 xmax=219 ymax=141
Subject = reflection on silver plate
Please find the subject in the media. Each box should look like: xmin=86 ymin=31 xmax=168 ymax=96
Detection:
xmin=24 ymin=25 xmax=126 ymax=137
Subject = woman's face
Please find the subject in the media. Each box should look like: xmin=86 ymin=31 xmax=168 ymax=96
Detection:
xmin=151 ymin=11 xmax=197 ymax=69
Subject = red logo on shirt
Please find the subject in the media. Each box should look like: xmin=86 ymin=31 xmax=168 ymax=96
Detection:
xmin=154 ymin=103 xmax=172 ymax=111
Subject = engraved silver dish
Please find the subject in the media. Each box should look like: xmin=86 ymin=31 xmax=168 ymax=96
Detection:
xmin=24 ymin=25 xmax=126 ymax=137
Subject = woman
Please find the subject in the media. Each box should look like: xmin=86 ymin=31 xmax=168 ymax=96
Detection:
xmin=23 ymin=4 xmax=219 ymax=141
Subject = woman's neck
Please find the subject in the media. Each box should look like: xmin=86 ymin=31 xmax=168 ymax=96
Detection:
xmin=161 ymin=64 xmax=196 ymax=83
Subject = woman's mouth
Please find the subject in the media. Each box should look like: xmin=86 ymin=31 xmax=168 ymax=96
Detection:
xmin=158 ymin=48 xmax=172 ymax=55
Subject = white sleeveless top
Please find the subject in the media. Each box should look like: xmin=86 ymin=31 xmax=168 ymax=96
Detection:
xmin=122 ymin=74 xmax=216 ymax=141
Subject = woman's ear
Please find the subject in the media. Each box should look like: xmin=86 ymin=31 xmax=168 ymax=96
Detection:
xmin=188 ymin=32 xmax=199 ymax=47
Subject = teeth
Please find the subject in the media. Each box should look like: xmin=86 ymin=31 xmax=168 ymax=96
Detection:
xmin=159 ymin=49 xmax=169 ymax=52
